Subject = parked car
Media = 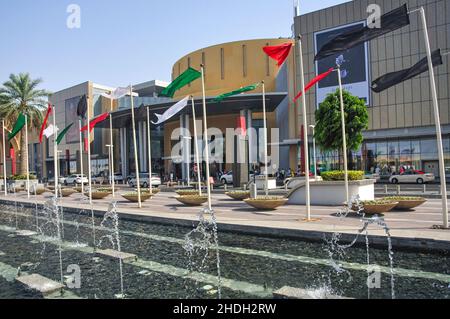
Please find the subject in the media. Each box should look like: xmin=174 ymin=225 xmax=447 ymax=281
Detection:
xmin=113 ymin=173 xmax=124 ymax=183
xmin=365 ymin=173 xmax=381 ymax=182
xmin=64 ymin=174 xmax=89 ymax=185
xmin=389 ymin=171 xmax=435 ymax=184
xmin=58 ymin=176 xmax=67 ymax=184
xmin=93 ymin=172 xmax=108 ymax=184
xmin=220 ymin=171 xmax=233 ymax=184
xmin=129 ymin=173 xmax=161 ymax=188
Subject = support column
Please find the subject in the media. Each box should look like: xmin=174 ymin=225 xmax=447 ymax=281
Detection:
xmin=233 ymin=110 xmax=249 ymax=188
xmin=138 ymin=121 xmax=145 ymax=173
xmin=120 ymin=127 xmax=128 ymax=178
xmin=180 ymin=114 xmax=190 ymax=183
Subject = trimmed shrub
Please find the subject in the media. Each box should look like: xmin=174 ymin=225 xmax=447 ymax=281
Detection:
xmin=321 ymin=170 xmax=364 ymax=181
xmin=9 ymin=174 xmax=37 ymax=180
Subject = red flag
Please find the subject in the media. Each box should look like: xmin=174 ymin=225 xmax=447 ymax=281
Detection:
xmin=263 ymin=42 xmax=293 ymax=67
xmin=39 ymin=104 xmax=52 ymax=143
xmin=293 ymin=68 xmax=334 ymax=102
xmin=80 ymin=113 xmax=109 ymax=132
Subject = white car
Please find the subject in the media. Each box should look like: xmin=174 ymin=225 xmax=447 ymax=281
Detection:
xmin=389 ymin=171 xmax=435 ymax=184
xmin=129 ymin=173 xmax=161 ymax=188
xmin=220 ymin=171 xmax=233 ymax=184
xmin=64 ymin=174 xmax=88 ymax=185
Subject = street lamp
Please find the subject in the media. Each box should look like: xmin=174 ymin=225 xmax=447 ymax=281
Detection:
xmin=309 ymin=125 xmax=317 ymax=177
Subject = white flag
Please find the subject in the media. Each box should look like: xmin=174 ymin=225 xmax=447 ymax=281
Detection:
xmin=102 ymin=86 xmax=132 ymax=100
xmin=43 ymin=124 xmax=58 ymax=138
xmin=152 ymin=96 xmax=190 ymax=125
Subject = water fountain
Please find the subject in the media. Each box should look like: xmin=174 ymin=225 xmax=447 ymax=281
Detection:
xmin=96 ymin=201 xmax=125 ymax=299
xmin=184 ymin=208 xmax=222 ymax=298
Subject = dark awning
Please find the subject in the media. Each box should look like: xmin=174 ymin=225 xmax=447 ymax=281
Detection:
xmin=96 ymin=92 xmax=287 ymax=129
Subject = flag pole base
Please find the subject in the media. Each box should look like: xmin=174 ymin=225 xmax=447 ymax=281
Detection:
xmin=431 ymin=225 xmax=450 ymax=230
xmin=300 ymin=218 xmax=321 ymax=223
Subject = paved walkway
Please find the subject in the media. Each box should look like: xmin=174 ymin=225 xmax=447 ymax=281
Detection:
xmin=0 ymin=190 xmax=449 ymax=250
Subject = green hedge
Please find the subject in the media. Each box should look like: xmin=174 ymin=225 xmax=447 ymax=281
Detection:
xmin=9 ymin=174 xmax=37 ymax=180
xmin=321 ymin=170 xmax=364 ymax=181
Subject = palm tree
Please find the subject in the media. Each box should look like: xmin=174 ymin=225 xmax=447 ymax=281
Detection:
xmin=0 ymin=73 xmax=50 ymax=175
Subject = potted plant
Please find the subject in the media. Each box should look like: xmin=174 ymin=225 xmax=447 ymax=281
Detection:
xmin=121 ymin=191 xmax=152 ymax=203
xmin=140 ymin=188 xmax=160 ymax=195
xmin=225 ymin=190 xmax=251 ymax=201
xmin=175 ymin=194 xmax=208 ymax=206
xmin=96 ymin=187 xmax=113 ymax=194
xmin=352 ymin=199 xmax=399 ymax=215
xmin=383 ymin=196 xmax=427 ymax=210
xmin=244 ymin=196 xmax=288 ymax=210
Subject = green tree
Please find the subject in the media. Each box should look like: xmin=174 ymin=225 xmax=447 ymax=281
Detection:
xmin=314 ymin=89 xmax=368 ymax=169
xmin=0 ymin=73 xmax=50 ymax=175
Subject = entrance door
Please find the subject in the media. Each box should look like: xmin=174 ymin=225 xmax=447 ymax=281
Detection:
xmin=424 ymin=161 xmax=439 ymax=177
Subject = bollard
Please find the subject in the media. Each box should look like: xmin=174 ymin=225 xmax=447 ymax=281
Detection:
xmin=250 ymin=183 xmax=258 ymax=199
xmin=423 ymin=184 xmax=426 ymax=194
xmin=224 ymin=183 xmax=228 ymax=192
xmin=396 ymin=185 xmax=400 ymax=195
xmin=243 ymin=183 xmax=247 ymax=191
xmin=384 ymin=185 xmax=388 ymax=194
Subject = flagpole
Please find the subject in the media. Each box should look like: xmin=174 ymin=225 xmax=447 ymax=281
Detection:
xmin=2 ymin=120 xmax=7 ymax=196
xmin=191 ymin=96 xmax=202 ymax=195
xmin=52 ymin=104 xmax=58 ymax=199
xmin=24 ymin=114 xmax=30 ymax=199
xmin=79 ymin=119 xmax=84 ymax=194
xmin=109 ymin=98 xmax=115 ymax=198
xmin=261 ymin=81 xmax=269 ymax=197
xmin=130 ymin=85 xmax=142 ymax=208
xmin=336 ymin=66 xmax=350 ymax=204
xmin=297 ymin=35 xmax=311 ymax=221
xmin=146 ymin=106 xmax=153 ymax=195
xmin=86 ymin=96 xmax=93 ymax=205
xmin=419 ymin=7 xmax=448 ymax=229
xmin=200 ymin=65 xmax=212 ymax=211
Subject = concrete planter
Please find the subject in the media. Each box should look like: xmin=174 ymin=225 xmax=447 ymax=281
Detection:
xmin=287 ymin=179 xmax=375 ymax=206
xmin=383 ymin=197 xmax=427 ymax=210
xmin=225 ymin=191 xmax=251 ymax=201
xmin=285 ymin=176 xmax=323 ymax=189
xmin=352 ymin=201 xmax=399 ymax=215
xmin=250 ymin=176 xmax=277 ymax=190
xmin=175 ymin=195 xmax=208 ymax=206
xmin=121 ymin=193 xmax=152 ymax=202
xmin=244 ymin=197 xmax=288 ymax=210
xmin=85 ymin=191 xmax=110 ymax=200
xmin=61 ymin=188 xmax=77 ymax=197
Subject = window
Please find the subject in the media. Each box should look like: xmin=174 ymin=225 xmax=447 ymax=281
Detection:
xmin=242 ymin=45 xmax=247 ymax=77
xmin=220 ymin=48 xmax=225 ymax=80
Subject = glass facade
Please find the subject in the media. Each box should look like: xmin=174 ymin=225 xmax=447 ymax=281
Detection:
xmin=311 ymin=136 xmax=450 ymax=177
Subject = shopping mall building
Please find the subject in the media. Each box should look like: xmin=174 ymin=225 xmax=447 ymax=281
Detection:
xmin=3 ymin=0 xmax=449 ymax=182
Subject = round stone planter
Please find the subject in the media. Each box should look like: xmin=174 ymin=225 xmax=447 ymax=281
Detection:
xmin=74 ymin=186 xmax=83 ymax=193
xmin=33 ymin=188 xmax=46 ymax=195
xmin=353 ymin=201 xmax=399 ymax=215
xmin=383 ymin=197 xmax=427 ymax=210
xmin=121 ymin=193 xmax=152 ymax=203
xmin=175 ymin=195 xmax=208 ymax=206
xmin=176 ymin=190 xmax=199 ymax=196
xmin=140 ymin=188 xmax=160 ymax=195
xmin=85 ymin=191 xmax=110 ymax=200
xmin=225 ymin=191 xmax=251 ymax=201
xmin=96 ymin=188 xmax=113 ymax=194
xmin=244 ymin=197 xmax=288 ymax=210
xmin=61 ymin=188 xmax=77 ymax=197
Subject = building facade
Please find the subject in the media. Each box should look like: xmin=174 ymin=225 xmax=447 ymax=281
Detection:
xmin=292 ymin=0 xmax=450 ymax=178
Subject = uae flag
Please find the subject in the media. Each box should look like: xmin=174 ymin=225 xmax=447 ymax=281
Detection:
xmin=152 ymin=96 xmax=190 ymax=125
xmin=160 ymin=67 xmax=201 ymax=98
xmin=8 ymin=114 xmax=26 ymax=141
xmin=213 ymin=83 xmax=260 ymax=102
xmin=56 ymin=123 xmax=74 ymax=145
xmin=263 ymin=42 xmax=293 ymax=67
xmin=102 ymin=86 xmax=131 ymax=100
xmin=80 ymin=113 xmax=109 ymax=132
xmin=77 ymin=95 xmax=88 ymax=119
xmin=315 ymin=4 xmax=410 ymax=61
xmin=43 ymin=124 xmax=58 ymax=139
xmin=293 ymin=68 xmax=334 ymax=102
xmin=39 ymin=104 xmax=52 ymax=143
xmin=372 ymin=49 xmax=443 ymax=93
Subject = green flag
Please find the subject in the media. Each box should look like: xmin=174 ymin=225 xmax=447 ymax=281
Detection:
xmin=8 ymin=114 xmax=26 ymax=141
xmin=160 ymin=67 xmax=201 ymax=98
xmin=56 ymin=123 xmax=74 ymax=145
xmin=213 ymin=83 xmax=260 ymax=102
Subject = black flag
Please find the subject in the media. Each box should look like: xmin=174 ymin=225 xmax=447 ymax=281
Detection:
xmin=77 ymin=95 xmax=87 ymax=119
xmin=315 ymin=4 xmax=410 ymax=61
xmin=372 ymin=49 xmax=443 ymax=93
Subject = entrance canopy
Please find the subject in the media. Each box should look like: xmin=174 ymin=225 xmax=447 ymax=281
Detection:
xmin=96 ymin=92 xmax=287 ymax=128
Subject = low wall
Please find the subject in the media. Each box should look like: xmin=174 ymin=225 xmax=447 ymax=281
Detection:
xmin=287 ymin=179 xmax=376 ymax=206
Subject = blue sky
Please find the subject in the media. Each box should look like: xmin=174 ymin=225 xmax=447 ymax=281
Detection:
xmin=0 ymin=0 xmax=349 ymax=92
